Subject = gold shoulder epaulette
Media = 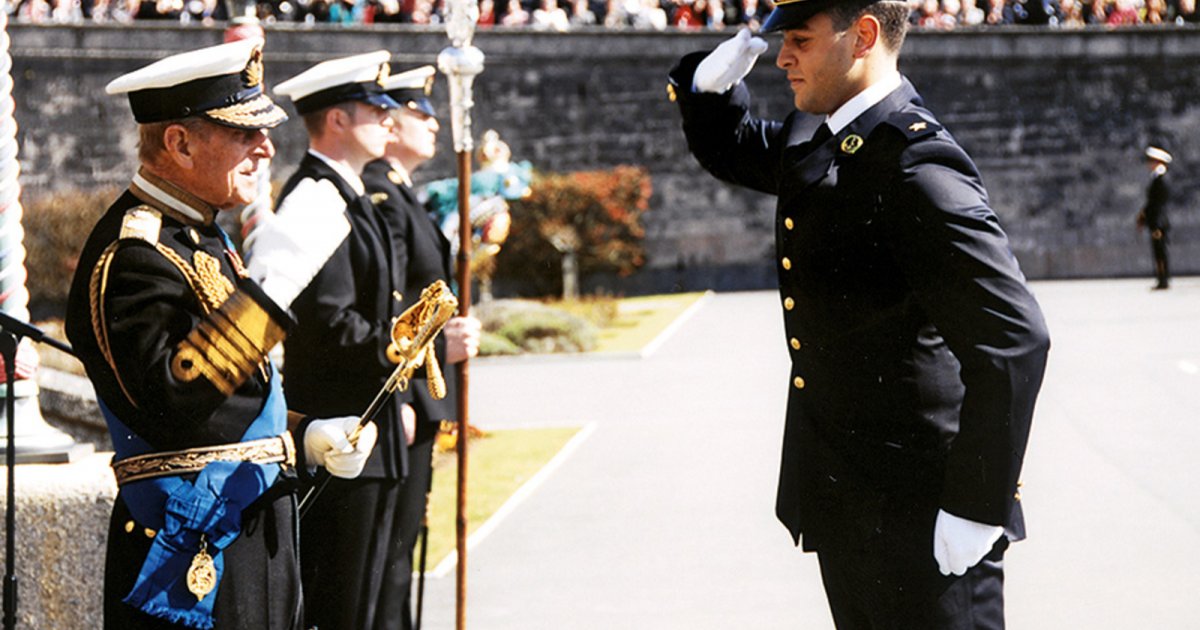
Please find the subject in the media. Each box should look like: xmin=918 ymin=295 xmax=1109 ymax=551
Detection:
xmin=118 ymin=205 xmax=163 ymax=245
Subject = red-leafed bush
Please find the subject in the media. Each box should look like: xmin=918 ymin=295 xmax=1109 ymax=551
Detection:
xmin=494 ymin=165 xmax=651 ymax=297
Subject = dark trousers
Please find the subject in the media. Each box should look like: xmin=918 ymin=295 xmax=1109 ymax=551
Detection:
xmin=300 ymin=420 xmax=436 ymax=630
xmin=816 ymin=537 xmax=1007 ymax=630
xmin=1151 ymin=234 xmax=1170 ymax=287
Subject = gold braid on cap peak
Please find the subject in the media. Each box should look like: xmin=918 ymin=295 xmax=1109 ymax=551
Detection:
xmin=172 ymin=290 xmax=286 ymax=396
xmin=206 ymin=94 xmax=288 ymax=128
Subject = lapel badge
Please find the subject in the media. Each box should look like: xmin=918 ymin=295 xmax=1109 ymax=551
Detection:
xmin=666 ymin=84 xmax=677 ymax=102
xmin=840 ymin=134 xmax=864 ymax=155
xmin=909 ymin=121 xmax=927 ymax=132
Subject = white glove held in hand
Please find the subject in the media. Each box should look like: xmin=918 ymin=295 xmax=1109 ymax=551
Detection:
xmin=303 ymin=416 xmax=378 ymax=479
xmin=246 ymin=178 xmax=351 ymax=310
xmin=693 ymin=28 xmax=769 ymax=94
xmin=933 ymin=509 xmax=1005 ymax=576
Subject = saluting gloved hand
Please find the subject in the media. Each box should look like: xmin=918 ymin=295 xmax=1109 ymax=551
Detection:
xmin=303 ymin=416 xmax=378 ymax=479
xmin=693 ymin=28 xmax=769 ymax=94
xmin=933 ymin=509 xmax=1005 ymax=576
xmin=246 ymin=190 xmax=351 ymax=310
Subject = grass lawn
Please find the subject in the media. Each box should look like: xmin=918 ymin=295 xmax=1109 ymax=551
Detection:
xmin=593 ymin=291 xmax=707 ymax=354
xmin=423 ymin=426 xmax=581 ymax=569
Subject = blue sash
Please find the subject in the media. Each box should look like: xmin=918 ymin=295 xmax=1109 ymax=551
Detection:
xmin=99 ymin=368 xmax=287 ymax=630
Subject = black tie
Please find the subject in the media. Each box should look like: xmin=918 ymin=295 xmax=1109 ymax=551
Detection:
xmin=810 ymin=122 xmax=833 ymax=147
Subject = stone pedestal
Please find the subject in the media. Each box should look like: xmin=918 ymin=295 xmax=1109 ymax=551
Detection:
xmin=0 ymin=452 xmax=114 ymax=628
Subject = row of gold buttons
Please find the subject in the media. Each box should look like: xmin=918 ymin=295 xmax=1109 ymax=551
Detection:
xmin=126 ymin=520 xmax=156 ymax=539
xmin=783 ymin=214 xmax=803 ymax=388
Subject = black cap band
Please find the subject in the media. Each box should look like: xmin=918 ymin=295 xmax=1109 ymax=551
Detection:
xmin=761 ymin=0 xmax=873 ymax=33
xmin=127 ymin=73 xmax=257 ymax=123
xmin=386 ymin=88 xmax=436 ymax=118
xmin=292 ymin=81 xmax=401 ymax=114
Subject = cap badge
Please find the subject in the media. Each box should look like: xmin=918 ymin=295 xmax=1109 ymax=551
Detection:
xmin=840 ymin=134 xmax=864 ymax=155
xmin=908 ymin=121 xmax=927 ymax=132
xmin=376 ymin=62 xmax=391 ymax=87
xmin=243 ymin=47 xmax=264 ymax=89
xmin=424 ymin=74 xmax=435 ymax=96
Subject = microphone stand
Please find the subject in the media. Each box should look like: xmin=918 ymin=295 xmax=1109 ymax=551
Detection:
xmin=0 ymin=314 xmax=75 ymax=630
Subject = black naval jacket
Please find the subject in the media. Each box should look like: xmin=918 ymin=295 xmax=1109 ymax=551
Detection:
xmin=670 ymin=54 xmax=1051 ymax=552
xmin=1142 ymin=168 xmax=1170 ymax=235
xmin=361 ymin=158 xmax=459 ymax=426
xmin=64 ymin=173 xmax=304 ymax=629
xmin=277 ymin=153 xmax=411 ymax=479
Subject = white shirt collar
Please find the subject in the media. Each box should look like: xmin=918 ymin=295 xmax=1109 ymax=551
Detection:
xmin=309 ymin=149 xmax=365 ymax=196
xmin=131 ymin=168 xmax=216 ymax=224
xmin=825 ymin=72 xmax=903 ymax=135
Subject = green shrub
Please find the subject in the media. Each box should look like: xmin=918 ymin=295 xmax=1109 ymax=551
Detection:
xmin=479 ymin=331 xmax=521 ymax=356
xmin=474 ymin=299 xmax=597 ymax=354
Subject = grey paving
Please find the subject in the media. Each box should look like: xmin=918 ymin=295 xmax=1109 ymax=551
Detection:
xmin=421 ymin=279 xmax=1200 ymax=629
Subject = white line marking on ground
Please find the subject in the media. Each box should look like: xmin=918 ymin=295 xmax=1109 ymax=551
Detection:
xmin=639 ymin=290 xmax=714 ymax=359
xmin=430 ymin=422 xmax=599 ymax=578
xmin=1178 ymin=360 xmax=1199 ymax=375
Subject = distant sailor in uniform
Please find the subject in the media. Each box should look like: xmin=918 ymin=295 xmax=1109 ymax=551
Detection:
xmin=64 ymin=38 xmax=378 ymax=630
xmin=1137 ymin=145 xmax=1173 ymax=290
xmin=669 ymin=1 xmax=1050 ymax=627
xmin=360 ymin=64 xmax=481 ymax=630
xmin=265 ymin=52 xmax=417 ymax=630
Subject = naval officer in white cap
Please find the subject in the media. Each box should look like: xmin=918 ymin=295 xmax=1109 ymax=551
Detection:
xmin=360 ymin=64 xmax=482 ymax=630
xmin=266 ymin=52 xmax=419 ymax=630
xmin=65 ymin=38 xmax=377 ymax=630
xmin=1137 ymin=145 xmax=1174 ymax=289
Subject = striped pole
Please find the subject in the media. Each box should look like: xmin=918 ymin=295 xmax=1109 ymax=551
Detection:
xmin=0 ymin=6 xmax=78 ymax=465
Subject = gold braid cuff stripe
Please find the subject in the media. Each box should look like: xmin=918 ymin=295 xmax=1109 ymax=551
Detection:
xmin=112 ymin=433 xmax=296 ymax=486
xmin=172 ymin=290 xmax=286 ymax=396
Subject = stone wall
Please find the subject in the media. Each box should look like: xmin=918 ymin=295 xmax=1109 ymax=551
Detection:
xmin=8 ymin=23 xmax=1200 ymax=292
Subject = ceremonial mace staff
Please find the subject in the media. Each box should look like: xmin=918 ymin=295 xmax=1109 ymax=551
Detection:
xmin=438 ymin=5 xmax=483 ymax=628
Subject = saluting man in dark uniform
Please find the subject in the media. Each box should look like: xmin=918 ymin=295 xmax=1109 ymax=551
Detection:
xmin=1137 ymin=145 xmax=1173 ymax=290
xmin=360 ymin=64 xmax=482 ymax=630
xmin=669 ymin=2 xmax=1051 ymax=627
xmin=266 ymin=52 xmax=417 ymax=630
xmin=64 ymin=38 xmax=377 ymax=630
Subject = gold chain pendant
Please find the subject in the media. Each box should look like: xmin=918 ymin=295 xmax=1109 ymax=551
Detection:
xmin=186 ymin=536 xmax=217 ymax=602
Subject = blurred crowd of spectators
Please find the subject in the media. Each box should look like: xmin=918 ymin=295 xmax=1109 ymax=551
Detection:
xmin=9 ymin=0 xmax=1198 ymax=28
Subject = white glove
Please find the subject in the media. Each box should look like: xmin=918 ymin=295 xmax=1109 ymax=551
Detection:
xmin=933 ymin=509 xmax=1004 ymax=576
xmin=246 ymin=178 xmax=351 ymax=310
xmin=303 ymin=416 xmax=378 ymax=479
xmin=693 ymin=28 xmax=769 ymax=94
